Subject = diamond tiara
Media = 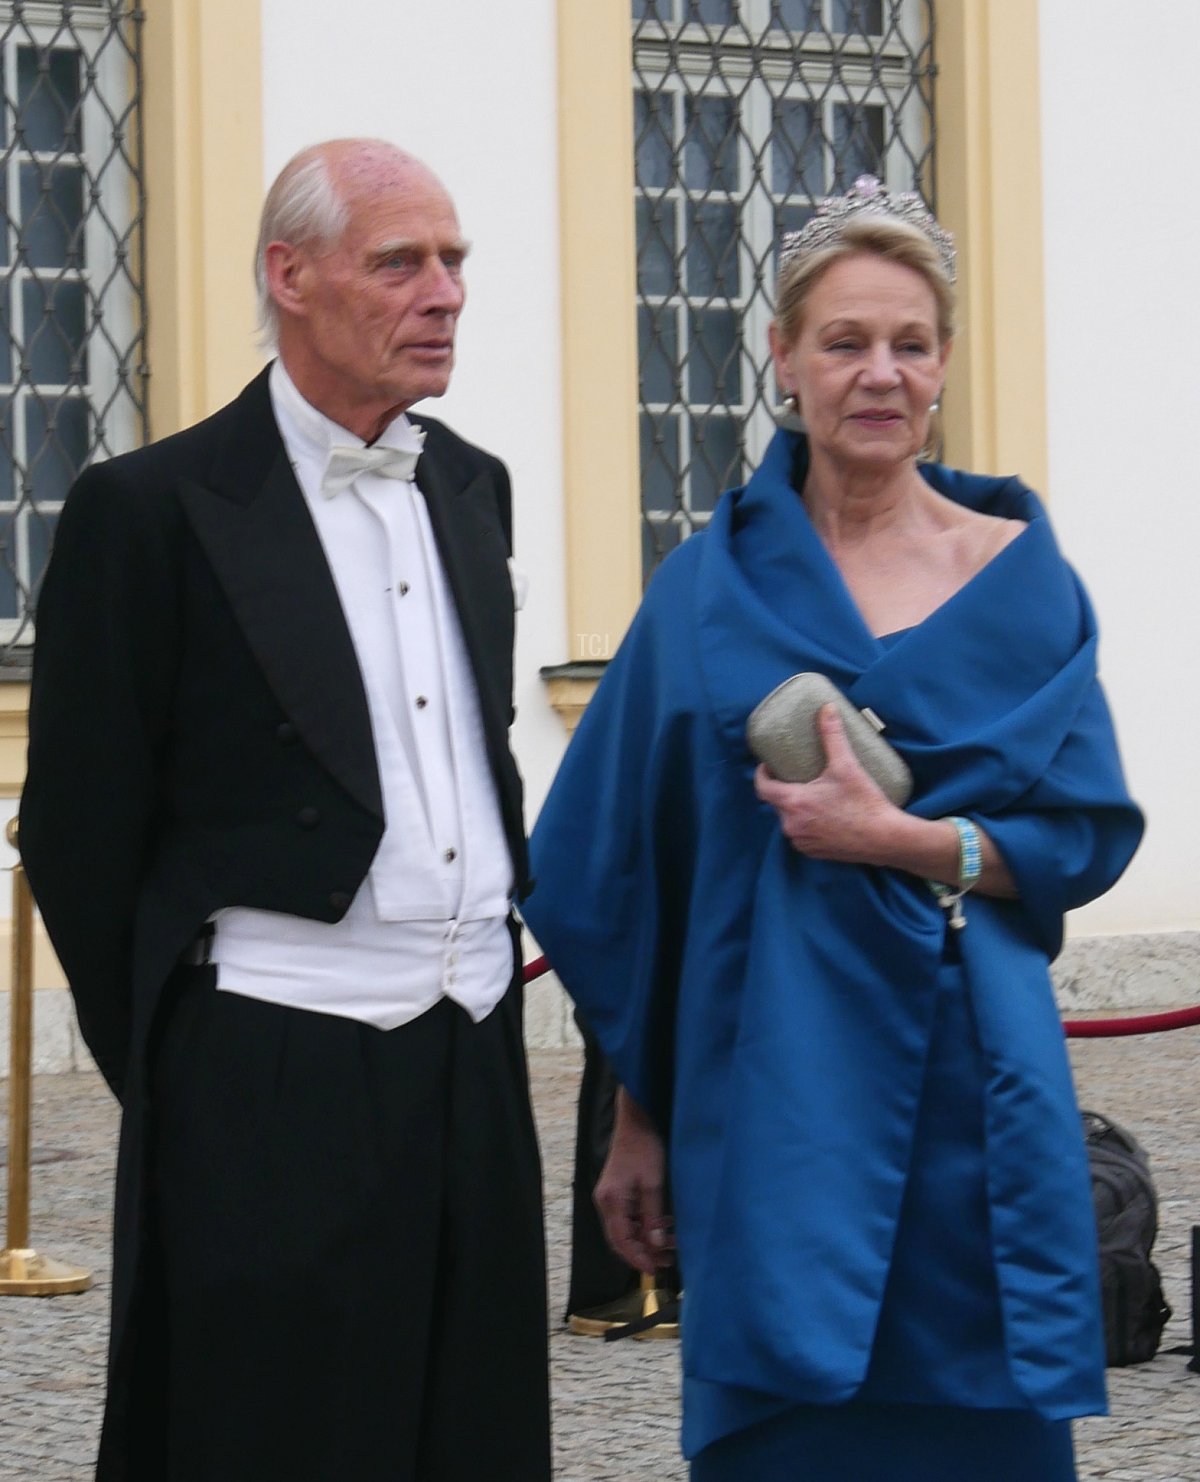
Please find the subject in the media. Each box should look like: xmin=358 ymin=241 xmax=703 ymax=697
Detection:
xmin=779 ymin=175 xmax=957 ymax=284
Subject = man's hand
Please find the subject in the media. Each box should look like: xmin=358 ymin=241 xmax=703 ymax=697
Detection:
xmin=594 ymin=1088 xmax=675 ymax=1275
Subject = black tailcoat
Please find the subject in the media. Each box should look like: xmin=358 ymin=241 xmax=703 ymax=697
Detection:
xmin=19 ymin=366 xmax=533 ymax=1475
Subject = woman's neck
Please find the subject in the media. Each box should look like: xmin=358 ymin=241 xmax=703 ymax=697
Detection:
xmin=800 ymin=451 xmax=929 ymax=548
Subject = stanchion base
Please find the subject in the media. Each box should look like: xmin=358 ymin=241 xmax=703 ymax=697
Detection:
xmin=568 ymin=1286 xmax=680 ymax=1339
xmin=0 ymin=1247 xmax=93 ymax=1296
xmin=632 ymin=1284 xmax=680 ymax=1340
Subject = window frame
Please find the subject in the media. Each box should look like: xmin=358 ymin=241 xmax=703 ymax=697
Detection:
xmin=0 ymin=0 xmax=146 ymax=653
xmin=633 ymin=0 xmax=936 ymax=579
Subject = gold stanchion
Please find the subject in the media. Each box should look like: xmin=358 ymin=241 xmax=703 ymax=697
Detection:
xmin=632 ymin=1270 xmax=679 ymax=1341
xmin=0 ymin=817 xmax=92 ymax=1296
xmin=569 ymin=1270 xmax=680 ymax=1339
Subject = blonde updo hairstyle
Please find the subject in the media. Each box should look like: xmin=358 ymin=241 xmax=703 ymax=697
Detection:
xmin=773 ymin=212 xmax=957 ymax=352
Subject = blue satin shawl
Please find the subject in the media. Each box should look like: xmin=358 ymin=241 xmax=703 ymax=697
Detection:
xmin=523 ymin=431 xmax=1143 ymax=1457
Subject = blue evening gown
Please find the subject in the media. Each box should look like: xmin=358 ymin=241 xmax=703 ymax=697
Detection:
xmin=691 ymin=945 xmax=1078 ymax=1481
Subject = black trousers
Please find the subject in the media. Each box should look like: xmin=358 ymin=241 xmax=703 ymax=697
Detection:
xmin=148 ymin=967 xmax=550 ymax=1482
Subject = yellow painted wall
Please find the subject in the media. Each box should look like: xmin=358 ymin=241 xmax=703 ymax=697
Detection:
xmin=936 ymin=0 xmax=1048 ymax=493
xmin=555 ymin=0 xmax=642 ymax=665
xmin=142 ymin=0 xmax=265 ymax=436
xmin=0 ymin=686 xmax=29 ymax=800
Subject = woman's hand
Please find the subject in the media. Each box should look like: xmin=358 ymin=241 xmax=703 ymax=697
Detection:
xmin=594 ymin=1089 xmax=676 ymax=1275
xmin=754 ymin=704 xmax=1018 ymax=896
xmin=754 ymin=704 xmax=901 ymax=865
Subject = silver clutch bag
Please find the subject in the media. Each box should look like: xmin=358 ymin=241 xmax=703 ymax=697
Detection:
xmin=746 ymin=671 xmax=914 ymax=806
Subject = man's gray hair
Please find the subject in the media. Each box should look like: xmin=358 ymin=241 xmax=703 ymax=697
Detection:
xmin=254 ymin=150 xmax=349 ymax=348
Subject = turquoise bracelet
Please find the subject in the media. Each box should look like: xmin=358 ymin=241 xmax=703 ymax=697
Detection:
xmin=947 ymin=816 xmax=983 ymax=888
xmin=930 ymin=816 xmax=983 ymax=929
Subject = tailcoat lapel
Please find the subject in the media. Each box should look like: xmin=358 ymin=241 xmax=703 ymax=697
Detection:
xmin=178 ymin=372 xmax=383 ymax=819
xmin=413 ymin=425 xmax=528 ymax=886
xmin=414 ymin=449 xmax=512 ymax=725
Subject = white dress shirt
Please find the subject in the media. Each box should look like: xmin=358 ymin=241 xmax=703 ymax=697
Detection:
xmin=209 ymin=362 xmax=515 ymax=1028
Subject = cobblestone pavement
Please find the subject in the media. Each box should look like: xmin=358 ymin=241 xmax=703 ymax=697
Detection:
xmin=2 ymin=1033 xmax=1197 ymax=1481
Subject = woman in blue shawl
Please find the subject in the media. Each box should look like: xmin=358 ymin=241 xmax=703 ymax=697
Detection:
xmin=522 ymin=178 xmax=1143 ymax=1480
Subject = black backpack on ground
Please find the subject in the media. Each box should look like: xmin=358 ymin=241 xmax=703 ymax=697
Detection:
xmin=1082 ymin=1110 xmax=1172 ymax=1366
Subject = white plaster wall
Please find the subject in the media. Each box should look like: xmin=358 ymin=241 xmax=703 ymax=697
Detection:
xmin=1040 ymin=0 xmax=1200 ymax=936
xmin=259 ymin=0 xmax=569 ymax=818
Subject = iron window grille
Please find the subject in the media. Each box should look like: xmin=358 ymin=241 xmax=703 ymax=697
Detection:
xmin=634 ymin=0 xmax=935 ymax=581
xmin=0 ymin=0 xmax=146 ymax=663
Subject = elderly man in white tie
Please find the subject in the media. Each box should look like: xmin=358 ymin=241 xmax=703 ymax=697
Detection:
xmin=21 ymin=138 xmax=549 ymax=1482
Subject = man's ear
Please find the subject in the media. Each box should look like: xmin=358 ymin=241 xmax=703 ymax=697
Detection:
xmin=264 ymin=240 xmax=309 ymax=320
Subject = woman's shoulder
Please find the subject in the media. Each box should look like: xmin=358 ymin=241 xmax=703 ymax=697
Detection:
xmin=969 ymin=506 xmax=1027 ymax=560
xmin=922 ymin=487 xmax=1027 ymax=581
xmin=921 ymin=460 xmax=1043 ymax=524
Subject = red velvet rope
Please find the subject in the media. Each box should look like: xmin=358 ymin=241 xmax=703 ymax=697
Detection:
xmin=523 ymin=956 xmax=1200 ymax=1039
xmin=1063 ymin=1004 xmax=1200 ymax=1038
xmin=522 ymin=954 xmax=549 ymax=984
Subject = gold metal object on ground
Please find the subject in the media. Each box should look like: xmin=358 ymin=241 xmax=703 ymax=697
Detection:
xmin=0 ymin=1247 xmax=95 ymax=1296
xmin=632 ymin=1270 xmax=680 ymax=1341
xmin=567 ymin=1271 xmax=679 ymax=1339
xmin=1 ymin=817 xmax=92 ymax=1297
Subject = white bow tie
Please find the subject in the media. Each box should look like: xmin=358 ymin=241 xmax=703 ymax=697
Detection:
xmin=322 ymin=433 xmax=425 ymax=496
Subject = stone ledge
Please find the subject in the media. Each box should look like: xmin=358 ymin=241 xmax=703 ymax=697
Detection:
xmin=0 ymin=985 xmax=96 ymax=1076
xmin=524 ymin=970 xmax=583 ymax=1052
xmin=1053 ymin=930 xmax=1200 ymax=1012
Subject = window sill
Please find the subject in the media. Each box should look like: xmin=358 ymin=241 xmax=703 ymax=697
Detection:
xmin=540 ymin=661 xmax=609 ymax=736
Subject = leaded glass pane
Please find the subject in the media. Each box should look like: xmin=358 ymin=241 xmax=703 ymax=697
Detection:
xmin=684 ymin=95 xmax=739 ymax=193
xmin=832 ymin=101 xmax=886 ymax=188
xmin=771 ymin=99 xmax=823 ymax=197
xmin=23 ymin=277 xmax=88 ymax=385
xmin=775 ymin=202 xmax=815 ymax=255
xmin=642 ymin=516 xmax=683 ymax=576
xmin=635 ymin=91 xmax=675 ymax=190
xmin=633 ymin=0 xmax=935 ymax=582
xmin=640 ymin=411 xmax=681 ymax=512
xmin=831 ymin=0 xmax=884 ymax=35
xmin=772 ymin=1 xmax=821 ymax=29
xmin=689 ymin=307 xmax=740 ymax=405
xmin=25 ymin=395 xmax=88 ymax=503
xmin=688 ymin=412 xmax=740 ymax=513
xmin=689 ymin=0 xmax=737 ymax=23
xmin=26 ymin=507 xmax=56 ymax=602
xmin=636 ymin=196 xmax=677 ymax=296
xmin=686 ymin=201 xmax=739 ymax=297
xmin=16 ymin=46 xmax=82 ymax=152
xmin=638 ymin=304 xmax=679 ymax=403
xmin=0 ymin=396 xmax=12 ymax=501
xmin=19 ymin=161 xmax=86 ymax=268
xmin=0 ymin=511 xmax=18 ymax=616
xmin=0 ymin=312 xmax=11 ymax=383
